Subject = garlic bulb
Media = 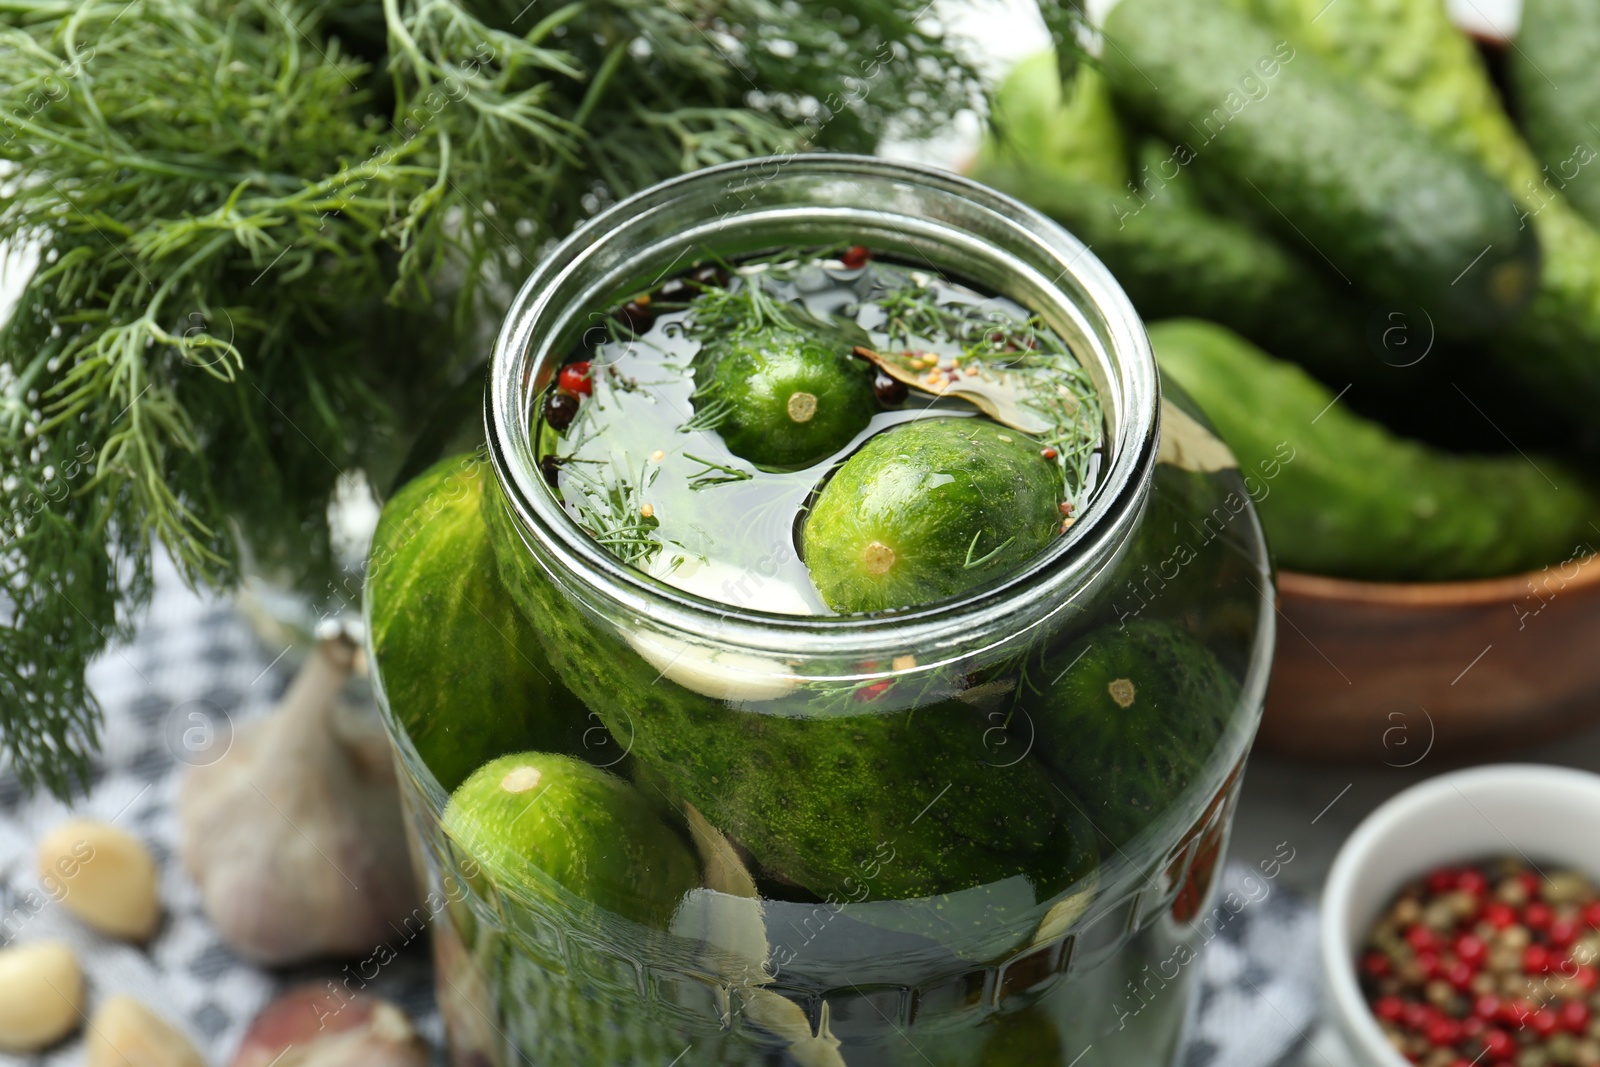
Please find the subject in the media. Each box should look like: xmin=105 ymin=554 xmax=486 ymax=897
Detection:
xmin=231 ymin=986 xmax=431 ymax=1067
xmin=180 ymin=635 xmax=419 ymax=965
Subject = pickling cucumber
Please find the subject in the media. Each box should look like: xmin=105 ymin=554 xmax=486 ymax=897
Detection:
xmin=1511 ymin=0 xmax=1600 ymax=229
xmin=368 ymin=454 xmax=590 ymax=792
xmin=1237 ymin=0 xmax=1600 ymax=415
xmin=1100 ymin=0 xmax=1538 ymax=332
xmin=693 ymin=324 xmax=877 ymax=470
xmin=802 ymin=417 xmax=1065 ymax=613
xmin=972 ymin=58 xmax=1375 ymax=386
xmin=443 ymin=752 xmax=700 ymax=929
xmin=1036 ymin=621 xmax=1237 ymax=846
xmin=1150 ymin=319 xmax=1600 ymax=581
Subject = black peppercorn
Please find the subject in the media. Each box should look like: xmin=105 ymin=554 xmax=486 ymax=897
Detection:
xmin=545 ymin=390 xmax=581 ymax=432
xmin=873 ymin=371 xmax=908 ymax=407
xmin=539 ymin=455 xmax=563 ymax=485
xmin=689 ymin=264 xmax=729 ymax=289
xmin=614 ymin=298 xmax=654 ymax=335
xmin=655 ymin=277 xmax=691 ymax=304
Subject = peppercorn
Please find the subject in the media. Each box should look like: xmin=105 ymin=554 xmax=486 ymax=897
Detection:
xmin=872 ymin=370 xmax=908 ymax=406
xmin=545 ymin=389 xmax=581 ymax=432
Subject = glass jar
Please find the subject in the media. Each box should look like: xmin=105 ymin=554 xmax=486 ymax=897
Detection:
xmin=376 ymin=155 xmax=1275 ymax=1067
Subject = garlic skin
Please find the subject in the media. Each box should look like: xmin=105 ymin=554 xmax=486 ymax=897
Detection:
xmin=0 ymin=942 xmax=85 ymax=1053
xmin=180 ymin=636 xmax=419 ymax=965
xmin=86 ymin=996 xmax=205 ymax=1067
xmin=231 ymin=986 xmax=431 ymax=1067
xmin=36 ymin=820 xmax=161 ymax=942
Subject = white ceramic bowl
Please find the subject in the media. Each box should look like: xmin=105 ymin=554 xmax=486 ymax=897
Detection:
xmin=1321 ymin=764 xmax=1600 ymax=1066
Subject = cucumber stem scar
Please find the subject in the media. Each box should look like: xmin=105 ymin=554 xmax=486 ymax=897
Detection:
xmin=1107 ymin=678 xmax=1136 ymax=709
xmin=862 ymin=541 xmax=896 ymax=575
xmin=786 ymin=391 xmax=818 ymax=423
xmin=501 ymin=766 xmax=543 ymax=793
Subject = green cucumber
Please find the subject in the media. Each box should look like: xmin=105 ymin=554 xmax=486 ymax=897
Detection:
xmin=1232 ymin=0 xmax=1600 ymax=416
xmin=1100 ymin=0 xmax=1538 ymax=332
xmin=976 ymin=54 xmax=1130 ymax=189
xmin=1149 ymin=319 xmax=1600 ymax=580
xmin=693 ymin=324 xmax=876 ymax=470
xmin=367 ymin=454 xmax=590 ymax=792
xmin=1036 ymin=621 xmax=1237 ymax=846
xmin=482 ymin=487 xmax=1095 ymax=904
xmin=443 ymin=752 xmax=700 ymax=928
xmin=972 ymin=161 xmax=1374 ymax=386
xmin=980 ymin=1005 xmax=1062 ymax=1065
xmin=1514 ymin=0 xmax=1600 ymax=229
xmin=802 ymin=417 xmax=1064 ymax=613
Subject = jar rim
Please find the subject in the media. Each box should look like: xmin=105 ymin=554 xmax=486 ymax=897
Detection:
xmin=487 ymin=154 xmax=1160 ymax=658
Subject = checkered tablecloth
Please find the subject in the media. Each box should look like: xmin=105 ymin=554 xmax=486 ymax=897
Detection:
xmin=0 ymin=552 xmax=1321 ymax=1067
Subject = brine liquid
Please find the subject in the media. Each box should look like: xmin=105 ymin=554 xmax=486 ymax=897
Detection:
xmin=534 ymin=249 xmax=1104 ymax=615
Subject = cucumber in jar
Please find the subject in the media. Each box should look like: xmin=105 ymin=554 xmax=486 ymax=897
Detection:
xmin=692 ymin=323 xmax=878 ymax=470
xmin=443 ymin=752 xmax=700 ymax=928
xmin=367 ymin=454 xmax=591 ymax=792
xmin=802 ymin=417 xmax=1066 ymax=613
xmin=1036 ymin=621 xmax=1239 ymax=847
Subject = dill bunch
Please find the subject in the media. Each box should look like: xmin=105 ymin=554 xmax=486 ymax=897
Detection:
xmin=0 ymin=0 xmax=981 ymax=796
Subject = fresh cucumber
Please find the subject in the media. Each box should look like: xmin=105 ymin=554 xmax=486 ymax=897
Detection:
xmin=1512 ymin=0 xmax=1600 ymax=229
xmin=1099 ymin=0 xmax=1538 ymax=332
xmin=1149 ymin=319 xmax=1600 ymax=581
xmin=976 ymin=54 xmax=1130 ymax=189
xmin=1235 ymin=0 xmax=1600 ymax=418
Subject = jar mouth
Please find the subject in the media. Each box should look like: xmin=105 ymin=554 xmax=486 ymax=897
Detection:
xmin=488 ymin=154 xmax=1159 ymax=657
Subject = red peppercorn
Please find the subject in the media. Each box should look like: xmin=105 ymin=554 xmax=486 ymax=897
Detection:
xmin=1518 ymin=872 xmax=1543 ymax=899
xmin=1415 ymin=951 xmax=1442 ymax=980
xmin=1525 ymin=901 xmax=1553 ymax=931
xmin=1461 ymin=1015 xmax=1485 ymax=1040
xmin=1571 ymin=964 xmax=1598 ymax=992
xmin=1484 ymin=902 xmax=1518 ymax=929
xmin=1582 ymin=901 xmax=1600 ymax=929
xmin=1524 ymin=945 xmax=1552 ymax=974
xmin=840 ymin=245 xmax=871 ymax=270
xmin=1529 ymin=1008 xmax=1560 ymax=1037
xmin=1425 ymin=1016 xmax=1462 ymax=1046
xmin=1375 ymin=995 xmax=1408 ymax=1023
xmin=1445 ymin=958 xmax=1476 ymax=990
xmin=1502 ymin=998 xmax=1536 ymax=1026
xmin=1405 ymin=1001 xmax=1437 ymax=1030
xmin=1481 ymin=1028 xmax=1516 ymax=1058
xmin=1548 ymin=918 xmax=1579 ymax=949
xmin=1407 ymin=925 xmax=1440 ymax=952
xmin=1429 ymin=868 xmax=1461 ymax=894
xmin=559 ymin=360 xmax=593 ymax=397
xmin=1363 ymin=951 xmax=1393 ymax=978
xmin=1474 ymin=994 xmax=1502 ymax=1020
xmin=856 ymin=680 xmax=893 ymax=702
xmin=1560 ymin=999 xmax=1590 ymax=1033
xmin=1456 ymin=934 xmax=1488 ymax=968
xmin=1457 ymin=869 xmax=1489 ymax=896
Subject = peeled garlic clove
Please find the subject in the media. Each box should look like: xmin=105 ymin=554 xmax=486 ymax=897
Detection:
xmin=0 ymin=942 xmax=85 ymax=1053
xmin=180 ymin=636 xmax=420 ymax=965
xmin=231 ymin=986 xmax=430 ymax=1067
xmin=86 ymin=996 xmax=204 ymax=1067
xmin=37 ymin=820 xmax=161 ymax=942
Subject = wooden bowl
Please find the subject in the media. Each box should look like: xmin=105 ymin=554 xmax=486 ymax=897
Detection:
xmin=1258 ymin=556 xmax=1600 ymax=760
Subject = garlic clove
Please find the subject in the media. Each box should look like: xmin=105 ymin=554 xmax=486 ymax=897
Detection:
xmin=36 ymin=820 xmax=162 ymax=942
xmin=180 ymin=635 xmax=420 ymax=965
xmin=231 ymin=986 xmax=431 ymax=1067
xmin=85 ymin=996 xmax=204 ymax=1067
xmin=0 ymin=941 xmax=85 ymax=1053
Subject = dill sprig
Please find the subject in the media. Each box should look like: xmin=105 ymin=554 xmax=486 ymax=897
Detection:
xmin=0 ymin=0 xmax=982 ymax=795
xmin=561 ymin=458 xmax=662 ymax=567
xmin=683 ymin=453 xmax=753 ymax=491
